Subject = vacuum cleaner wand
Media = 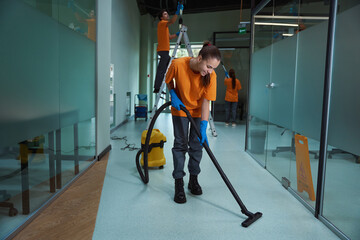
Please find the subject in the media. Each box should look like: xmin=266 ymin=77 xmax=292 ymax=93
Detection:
xmin=180 ymin=105 xmax=262 ymax=227
xmin=136 ymin=102 xmax=262 ymax=227
xmin=221 ymin=61 xmax=229 ymax=78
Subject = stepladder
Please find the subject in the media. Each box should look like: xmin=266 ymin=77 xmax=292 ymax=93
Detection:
xmin=148 ymin=25 xmax=218 ymax=137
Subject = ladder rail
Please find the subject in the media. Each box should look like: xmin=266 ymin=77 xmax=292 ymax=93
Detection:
xmin=147 ymin=25 xmax=218 ymax=137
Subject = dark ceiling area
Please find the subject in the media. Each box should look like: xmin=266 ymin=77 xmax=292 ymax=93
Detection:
xmin=136 ymin=0 xmax=263 ymax=19
xmin=136 ymin=0 xmax=330 ymax=19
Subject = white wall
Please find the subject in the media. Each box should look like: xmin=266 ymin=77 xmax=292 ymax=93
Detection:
xmin=96 ymin=0 xmax=112 ymax=155
xmin=111 ymin=0 xmax=141 ymax=125
xmin=139 ymin=14 xmax=153 ymax=98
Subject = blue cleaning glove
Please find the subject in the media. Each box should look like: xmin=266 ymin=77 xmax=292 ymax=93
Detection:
xmin=170 ymin=89 xmax=185 ymax=111
xmin=176 ymin=3 xmax=184 ymax=15
xmin=225 ymin=70 xmax=229 ymax=78
xmin=176 ymin=31 xmax=180 ymax=36
xmin=198 ymin=120 xmax=209 ymax=146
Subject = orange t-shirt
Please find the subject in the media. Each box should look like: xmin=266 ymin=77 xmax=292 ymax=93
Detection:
xmin=165 ymin=57 xmax=217 ymax=117
xmin=157 ymin=20 xmax=170 ymax=52
xmin=86 ymin=19 xmax=96 ymax=42
xmin=224 ymin=78 xmax=241 ymax=102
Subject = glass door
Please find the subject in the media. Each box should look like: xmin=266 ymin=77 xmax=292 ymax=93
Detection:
xmin=247 ymin=3 xmax=273 ymax=167
xmin=263 ymin=1 xmax=300 ymax=183
xmin=248 ymin=0 xmax=329 ymax=208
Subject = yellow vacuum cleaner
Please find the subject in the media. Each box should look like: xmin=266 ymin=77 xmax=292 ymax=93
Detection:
xmin=140 ymin=129 xmax=166 ymax=168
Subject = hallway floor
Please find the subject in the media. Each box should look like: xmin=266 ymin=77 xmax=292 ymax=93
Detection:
xmin=93 ymin=113 xmax=339 ymax=240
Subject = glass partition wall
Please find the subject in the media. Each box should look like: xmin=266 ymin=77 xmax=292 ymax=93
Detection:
xmin=0 ymin=0 xmax=96 ymax=239
xmin=247 ymin=0 xmax=359 ymax=239
xmin=322 ymin=1 xmax=360 ymax=240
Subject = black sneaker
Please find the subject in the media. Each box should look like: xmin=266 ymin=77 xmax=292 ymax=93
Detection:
xmin=188 ymin=175 xmax=202 ymax=195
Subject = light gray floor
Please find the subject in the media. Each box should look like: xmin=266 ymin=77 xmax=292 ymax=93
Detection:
xmin=93 ymin=113 xmax=339 ymax=240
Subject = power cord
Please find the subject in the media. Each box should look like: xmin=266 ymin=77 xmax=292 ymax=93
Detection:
xmin=111 ymin=135 xmax=140 ymax=151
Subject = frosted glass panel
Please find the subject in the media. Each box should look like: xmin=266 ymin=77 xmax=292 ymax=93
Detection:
xmin=0 ymin=1 xmax=96 ymax=239
xmin=59 ymin=25 xmax=95 ymax=128
xmin=269 ymin=36 xmax=297 ymax=129
xmin=0 ymin=0 xmax=60 ymax=146
xmin=327 ymin=4 xmax=360 ymax=156
xmin=323 ymin=4 xmax=360 ymax=240
xmin=292 ymin=21 xmax=328 ymax=141
xmin=0 ymin=0 xmax=95 ymax=147
xmin=249 ymin=46 xmax=271 ymax=121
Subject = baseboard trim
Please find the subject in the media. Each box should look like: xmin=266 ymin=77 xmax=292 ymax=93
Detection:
xmin=97 ymin=144 xmax=111 ymax=161
xmin=110 ymin=118 xmax=131 ymax=134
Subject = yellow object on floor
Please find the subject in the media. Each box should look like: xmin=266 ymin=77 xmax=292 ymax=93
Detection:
xmin=140 ymin=129 xmax=166 ymax=168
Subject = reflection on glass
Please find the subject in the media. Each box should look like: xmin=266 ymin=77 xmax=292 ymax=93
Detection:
xmin=250 ymin=0 xmax=329 ymax=210
xmin=0 ymin=0 xmax=96 ymax=239
xmin=253 ymin=1 xmax=273 ymax=52
xmin=22 ymin=0 xmax=97 ymax=42
xmin=247 ymin=116 xmax=268 ymax=167
xmin=73 ymin=9 xmax=96 ymax=41
xmin=323 ymin=1 xmax=360 ymax=239
xmin=254 ymin=0 xmax=329 ymax=50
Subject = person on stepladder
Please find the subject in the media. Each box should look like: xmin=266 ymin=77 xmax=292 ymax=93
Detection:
xmin=68 ymin=0 xmax=96 ymax=42
xmin=153 ymin=2 xmax=184 ymax=93
xmin=224 ymin=69 xmax=242 ymax=127
xmin=165 ymin=41 xmax=221 ymax=203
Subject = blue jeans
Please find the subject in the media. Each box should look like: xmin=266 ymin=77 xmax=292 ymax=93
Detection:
xmin=171 ymin=115 xmax=202 ymax=179
xmin=225 ymin=101 xmax=238 ymax=123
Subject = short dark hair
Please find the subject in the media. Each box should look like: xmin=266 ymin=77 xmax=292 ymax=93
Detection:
xmin=158 ymin=9 xmax=166 ymax=20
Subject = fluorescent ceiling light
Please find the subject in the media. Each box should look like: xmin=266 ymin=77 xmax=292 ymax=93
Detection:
xmin=255 ymin=15 xmax=328 ymax=20
xmin=282 ymin=33 xmax=294 ymax=37
xmin=255 ymin=22 xmax=299 ymax=27
xmin=219 ymin=48 xmax=236 ymax=50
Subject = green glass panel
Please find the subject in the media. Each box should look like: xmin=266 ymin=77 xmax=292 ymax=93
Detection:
xmin=293 ymin=20 xmax=328 ymax=141
xmin=0 ymin=0 xmax=60 ymax=147
xmin=323 ymin=3 xmax=360 ymax=240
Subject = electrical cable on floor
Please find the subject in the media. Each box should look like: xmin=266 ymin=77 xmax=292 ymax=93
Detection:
xmin=111 ymin=135 xmax=140 ymax=151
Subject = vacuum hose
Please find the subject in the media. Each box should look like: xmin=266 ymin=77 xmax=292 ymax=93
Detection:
xmin=135 ymin=102 xmax=262 ymax=227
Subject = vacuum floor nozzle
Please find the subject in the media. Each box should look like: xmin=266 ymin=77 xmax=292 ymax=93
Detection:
xmin=241 ymin=212 xmax=263 ymax=227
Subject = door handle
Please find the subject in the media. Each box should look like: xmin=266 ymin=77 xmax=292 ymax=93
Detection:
xmin=266 ymin=82 xmax=278 ymax=88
